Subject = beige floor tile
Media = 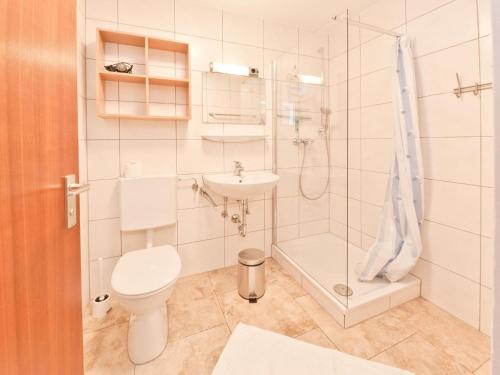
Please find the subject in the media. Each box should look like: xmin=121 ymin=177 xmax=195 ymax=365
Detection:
xmin=83 ymin=299 xmax=129 ymax=333
xmin=208 ymin=265 xmax=238 ymax=295
xmin=266 ymin=258 xmax=307 ymax=299
xmin=169 ymin=273 xmax=215 ymax=306
xmin=135 ymin=325 xmax=230 ymax=375
xmin=414 ymin=301 xmax=490 ymax=372
xmin=295 ymin=295 xmax=416 ymax=359
xmin=186 ymin=324 xmax=230 ymax=373
xmin=295 ymin=328 xmax=337 ymax=349
xmin=218 ymin=283 xmax=316 ymax=337
xmin=474 ymin=361 xmax=491 ymax=375
xmin=83 ymin=322 xmax=134 ymax=375
xmin=372 ymin=333 xmax=472 ymax=375
xmin=168 ymin=296 xmax=226 ymax=341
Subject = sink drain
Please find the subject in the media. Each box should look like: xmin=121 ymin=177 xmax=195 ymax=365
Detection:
xmin=333 ymin=284 xmax=353 ymax=297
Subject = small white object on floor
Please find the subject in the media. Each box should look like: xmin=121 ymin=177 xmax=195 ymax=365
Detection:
xmin=212 ymin=324 xmax=413 ymax=375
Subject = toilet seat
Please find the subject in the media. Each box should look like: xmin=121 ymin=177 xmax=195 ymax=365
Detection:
xmin=111 ymin=245 xmax=181 ymax=298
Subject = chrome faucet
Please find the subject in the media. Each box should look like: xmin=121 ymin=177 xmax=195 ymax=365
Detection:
xmin=233 ymin=161 xmax=244 ymax=176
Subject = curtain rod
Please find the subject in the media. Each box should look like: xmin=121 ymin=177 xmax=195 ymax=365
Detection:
xmin=332 ymin=15 xmax=402 ymax=37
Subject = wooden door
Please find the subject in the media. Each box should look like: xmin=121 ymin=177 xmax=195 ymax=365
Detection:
xmin=0 ymin=0 xmax=83 ymax=374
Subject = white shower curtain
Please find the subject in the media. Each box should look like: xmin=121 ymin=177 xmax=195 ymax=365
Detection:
xmin=358 ymin=35 xmax=424 ymax=282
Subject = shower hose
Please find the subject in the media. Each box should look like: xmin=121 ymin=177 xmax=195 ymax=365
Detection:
xmin=298 ymin=131 xmax=331 ymax=201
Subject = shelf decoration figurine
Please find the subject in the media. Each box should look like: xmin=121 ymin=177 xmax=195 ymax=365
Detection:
xmin=105 ymin=62 xmax=133 ymax=73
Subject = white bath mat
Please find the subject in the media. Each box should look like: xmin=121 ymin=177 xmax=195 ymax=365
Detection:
xmin=212 ymin=324 xmax=413 ymax=375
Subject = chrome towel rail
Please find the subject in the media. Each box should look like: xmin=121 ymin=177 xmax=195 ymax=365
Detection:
xmin=454 ymin=72 xmax=492 ymax=98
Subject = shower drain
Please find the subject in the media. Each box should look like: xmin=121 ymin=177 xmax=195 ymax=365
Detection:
xmin=333 ymin=284 xmax=353 ymax=297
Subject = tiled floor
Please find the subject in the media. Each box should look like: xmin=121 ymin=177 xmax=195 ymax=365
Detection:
xmin=83 ymin=258 xmax=491 ymax=375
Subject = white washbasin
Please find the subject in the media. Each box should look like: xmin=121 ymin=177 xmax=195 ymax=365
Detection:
xmin=204 ymin=172 xmax=280 ymax=200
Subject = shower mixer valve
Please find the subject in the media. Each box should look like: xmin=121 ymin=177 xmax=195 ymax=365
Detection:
xmin=292 ymin=137 xmax=314 ymax=146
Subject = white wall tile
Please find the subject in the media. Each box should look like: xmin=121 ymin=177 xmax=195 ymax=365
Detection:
xmin=481 ymin=137 xmax=494 ymax=187
xmin=481 ymin=236 xmax=494 ymax=288
xmin=223 ymin=42 xmax=264 ymax=73
xmin=418 ymin=93 xmax=480 ymax=137
xmin=299 ymin=29 xmax=328 ymax=59
xmin=331 ymin=194 xmax=347 ymax=225
xmin=481 ymin=90 xmax=494 ymax=137
xmin=263 ymin=21 xmax=298 ymax=52
xmin=421 ymin=220 xmax=480 ymax=282
xmin=277 ymin=224 xmax=299 ymax=242
xmin=175 ymin=0 xmax=222 ymax=39
xmin=481 ymin=187 xmax=494 ymax=238
xmin=120 ymin=118 xmax=176 ymax=139
xmin=407 ymin=0 xmax=478 ymax=57
xmin=89 ymin=218 xmax=122 ymax=260
xmin=360 ymin=68 xmax=391 ymax=106
xmin=299 ymin=194 xmax=329 ymax=222
xmin=177 ymin=140 xmax=224 ymax=174
xmin=223 ymin=141 xmax=265 ymax=172
xmin=177 ymin=206 xmax=224 ymax=244
xmin=175 ymin=34 xmax=222 ymax=72
xmin=276 ymin=168 xmax=299 ymax=198
xmin=361 ymin=202 xmax=382 ymax=237
xmin=360 ymin=35 xmax=393 ymax=75
xmin=477 ymin=0 xmax=492 ymax=37
xmin=85 ymin=19 xmax=117 ymax=60
xmin=406 ymin=0 xmax=453 ymax=20
xmin=424 ymin=179 xmax=480 ymax=233
xmin=359 ymin=0 xmax=406 ymax=42
xmin=361 ymin=139 xmax=392 ymax=173
xmin=87 ymin=0 xmax=117 ymax=22
xmin=299 ymin=219 xmax=329 ymax=237
xmin=347 ymin=198 xmax=361 ymax=230
xmin=86 ymin=100 xmax=120 ymax=139
xmin=89 ymin=179 xmax=120 ymax=220
xmin=178 ymin=238 xmax=225 ymax=276
xmin=223 ymin=12 xmax=263 ymax=47
xmin=119 ymin=139 xmax=176 ymax=176
xmin=480 ymin=286 xmax=493 ymax=335
xmin=361 ymin=171 xmax=387 ymax=206
xmin=479 ymin=35 xmax=493 ymax=82
xmin=412 ymin=259 xmax=480 ymax=328
xmin=118 ymin=0 xmax=174 ymax=32
xmin=89 ymin=256 xmax=119 ymax=298
xmin=360 ymin=103 xmax=393 ymax=139
xmin=415 ymin=40 xmax=480 ymax=97
xmin=177 ymin=106 xmax=220 ymax=140
xmin=277 ymin=196 xmax=299 ymax=227
xmin=225 ymin=230 xmax=265 ymax=266
xmin=87 ymin=140 xmax=120 ymax=180
xmin=421 ymin=137 xmax=480 ymax=185
xmin=121 ymin=225 xmax=176 ymax=253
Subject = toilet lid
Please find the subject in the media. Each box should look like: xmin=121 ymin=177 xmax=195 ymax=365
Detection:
xmin=111 ymin=245 xmax=181 ymax=297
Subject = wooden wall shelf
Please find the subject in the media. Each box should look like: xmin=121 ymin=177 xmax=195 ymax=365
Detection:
xmin=96 ymin=28 xmax=191 ymax=120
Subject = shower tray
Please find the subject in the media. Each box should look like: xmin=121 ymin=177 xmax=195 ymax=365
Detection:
xmin=272 ymin=233 xmax=421 ymax=328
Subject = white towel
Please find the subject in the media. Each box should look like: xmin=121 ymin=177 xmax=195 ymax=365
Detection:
xmin=212 ymin=323 xmax=413 ymax=375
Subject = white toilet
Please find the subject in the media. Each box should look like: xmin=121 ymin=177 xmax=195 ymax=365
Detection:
xmin=111 ymin=175 xmax=181 ymax=364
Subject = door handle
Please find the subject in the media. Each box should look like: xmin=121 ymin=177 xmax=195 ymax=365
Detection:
xmin=67 ymin=182 xmax=90 ymax=196
xmin=65 ymin=174 xmax=90 ymax=229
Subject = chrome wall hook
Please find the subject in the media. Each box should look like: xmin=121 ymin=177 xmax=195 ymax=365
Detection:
xmin=473 ymin=82 xmax=479 ymax=95
xmin=455 ymin=73 xmax=463 ymax=98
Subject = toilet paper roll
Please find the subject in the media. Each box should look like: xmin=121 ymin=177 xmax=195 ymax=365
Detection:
xmin=92 ymin=294 xmax=111 ymax=318
xmin=124 ymin=161 xmax=143 ymax=177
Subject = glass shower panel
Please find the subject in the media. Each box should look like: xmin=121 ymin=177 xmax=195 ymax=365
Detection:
xmin=272 ymin=19 xmax=350 ymax=307
xmin=344 ymin=14 xmax=398 ymax=308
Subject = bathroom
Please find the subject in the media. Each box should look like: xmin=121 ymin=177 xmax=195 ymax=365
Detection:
xmin=1 ymin=0 xmax=498 ymax=374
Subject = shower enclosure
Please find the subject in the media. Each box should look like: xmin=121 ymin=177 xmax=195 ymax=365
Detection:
xmin=270 ymin=13 xmax=420 ymax=326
